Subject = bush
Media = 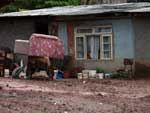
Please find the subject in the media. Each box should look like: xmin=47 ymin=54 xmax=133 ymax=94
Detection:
xmin=111 ymin=69 xmax=129 ymax=78
xmin=96 ymin=67 xmax=104 ymax=73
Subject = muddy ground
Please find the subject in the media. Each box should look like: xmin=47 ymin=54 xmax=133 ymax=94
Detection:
xmin=0 ymin=78 xmax=150 ymax=113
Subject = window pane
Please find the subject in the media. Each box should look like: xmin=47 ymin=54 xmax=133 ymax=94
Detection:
xmin=86 ymin=35 xmax=100 ymax=59
xmin=77 ymin=28 xmax=92 ymax=33
xmin=104 ymin=51 xmax=111 ymax=58
xmin=104 ymin=44 xmax=111 ymax=51
xmin=95 ymin=28 xmax=102 ymax=33
xmin=102 ymin=35 xmax=112 ymax=59
xmin=101 ymin=27 xmax=112 ymax=32
xmin=76 ymin=37 xmax=84 ymax=58
xmin=95 ymin=27 xmax=112 ymax=33
xmin=103 ymin=36 xmax=111 ymax=43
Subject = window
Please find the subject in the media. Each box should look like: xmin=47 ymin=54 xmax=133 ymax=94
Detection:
xmin=77 ymin=28 xmax=92 ymax=33
xmin=87 ymin=35 xmax=100 ymax=59
xmin=76 ymin=37 xmax=84 ymax=58
xmin=102 ymin=35 xmax=112 ymax=59
xmin=75 ymin=26 xmax=113 ymax=60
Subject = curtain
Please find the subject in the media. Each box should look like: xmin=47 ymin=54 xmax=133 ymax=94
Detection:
xmin=87 ymin=35 xmax=100 ymax=59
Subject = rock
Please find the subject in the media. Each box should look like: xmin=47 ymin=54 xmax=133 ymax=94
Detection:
xmin=0 ymin=86 xmax=2 ymax=90
xmin=99 ymin=102 xmax=103 ymax=105
xmin=97 ymin=92 xmax=107 ymax=96
xmin=83 ymin=81 xmax=86 ymax=84
xmin=62 ymin=103 xmax=66 ymax=106
xmin=6 ymin=84 xmax=9 ymax=87
xmin=67 ymin=84 xmax=72 ymax=87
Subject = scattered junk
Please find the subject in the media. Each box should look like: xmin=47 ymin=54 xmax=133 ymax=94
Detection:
xmin=53 ymin=70 xmax=58 ymax=79
xmin=96 ymin=73 xmax=104 ymax=79
xmin=96 ymin=67 xmax=104 ymax=79
xmin=77 ymin=73 xmax=83 ymax=80
xmin=89 ymin=70 xmax=97 ymax=78
xmin=110 ymin=58 xmax=134 ymax=79
xmin=0 ymin=34 xmax=133 ymax=81
xmin=77 ymin=69 xmax=105 ymax=80
xmin=0 ymin=50 xmax=6 ymax=76
xmin=12 ymin=63 xmax=26 ymax=79
xmin=123 ymin=58 xmax=133 ymax=78
xmin=82 ymin=70 xmax=89 ymax=79
xmin=104 ymin=73 xmax=111 ymax=79
xmin=0 ymin=47 xmax=13 ymax=77
xmin=13 ymin=33 xmax=64 ymax=80
xmin=4 ymin=69 xmax=10 ymax=77
xmin=56 ymin=69 xmax=64 ymax=79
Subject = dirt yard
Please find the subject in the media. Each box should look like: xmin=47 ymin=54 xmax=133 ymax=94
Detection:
xmin=0 ymin=78 xmax=150 ymax=113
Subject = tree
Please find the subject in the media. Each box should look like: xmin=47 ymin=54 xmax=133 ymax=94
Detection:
xmin=0 ymin=0 xmax=80 ymax=13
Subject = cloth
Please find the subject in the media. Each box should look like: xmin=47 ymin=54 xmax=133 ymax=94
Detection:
xmin=28 ymin=34 xmax=64 ymax=59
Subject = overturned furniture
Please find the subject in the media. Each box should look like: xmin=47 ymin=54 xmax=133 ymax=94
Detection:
xmin=14 ymin=33 xmax=64 ymax=79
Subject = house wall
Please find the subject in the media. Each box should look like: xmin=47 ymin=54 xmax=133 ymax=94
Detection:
xmin=133 ymin=17 xmax=150 ymax=77
xmin=62 ymin=18 xmax=135 ymax=72
xmin=0 ymin=19 xmax=35 ymax=51
xmin=80 ymin=0 xmax=127 ymax=4
xmin=80 ymin=0 xmax=149 ymax=4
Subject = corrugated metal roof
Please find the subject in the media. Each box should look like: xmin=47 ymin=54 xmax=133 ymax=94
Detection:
xmin=0 ymin=3 xmax=150 ymax=17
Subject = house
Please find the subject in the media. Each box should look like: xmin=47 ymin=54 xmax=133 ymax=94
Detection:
xmin=80 ymin=0 xmax=150 ymax=5
xmin=0 ymin=3 xmax=150 ymax=77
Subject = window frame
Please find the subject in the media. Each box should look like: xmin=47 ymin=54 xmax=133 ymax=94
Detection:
xmin=74 ymin=26 xmax=113 ymax=60
xmin=101 ymin=34 xmax=113 ymax=60
xmin=75 ymin=35 xmax=86 ymax=60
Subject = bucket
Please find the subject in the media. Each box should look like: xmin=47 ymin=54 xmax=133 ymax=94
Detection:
xmin=4 ymin=69 xmax=9 ymax=77
xmin=89 ymin=70 xmax=96 ymax=78
xmin=105 ymin=73 xmax=111 ymax=79
xmin=96 ymin=73 xmax=104 ymax=79
xmin=77 ymin=73 xmax=82 ymax=79
xmin=56 ymin=71 xmax=64 ymax=79
xmin=63 ymin=70 xmax=70 ymax=78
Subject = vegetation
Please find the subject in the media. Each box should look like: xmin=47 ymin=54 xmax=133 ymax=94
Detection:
xmin=0 ymin=0 xmax=80 ymax=13
xmin=96 ymin=67 xmax=104 ymax=73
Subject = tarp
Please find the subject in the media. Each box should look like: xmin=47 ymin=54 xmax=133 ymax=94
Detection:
xmin=28 ymin=34 xmax=64 ymax=59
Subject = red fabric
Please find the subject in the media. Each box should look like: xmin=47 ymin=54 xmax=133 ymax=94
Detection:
xmin=29 ymin=33 xmax=64 ymax=59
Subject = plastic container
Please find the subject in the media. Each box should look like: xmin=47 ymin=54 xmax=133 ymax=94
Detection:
xmin=4 ymin=69 xmax=9 ymax=77
xmin=105 ymin=73 xmax=111 ymax=79
xmin=88 ymin=70 xmax=96 ymax=78
xmin=77 ymin=73 xmax=82 ymax=79
xmin=54 ymin=70 xmax=58 ymax=79
xmin=96 ymin=73 xmax=104 ymax=79
xmin=63 ymin=70 xmax=70 ymax=78
xmin=56 ymin=71 xmax=64 ymax=79
xmin=83 ymin=73 xmax=89 ymax=79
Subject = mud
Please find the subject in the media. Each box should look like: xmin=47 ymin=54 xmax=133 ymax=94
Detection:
xmin=0 ymin=78 xmax=150 ymax=113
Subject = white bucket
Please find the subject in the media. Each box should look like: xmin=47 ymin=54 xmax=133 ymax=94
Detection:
xmin=96 ymin=73 xmax=104 ymax=79
xmin=105 ymin=73 xmax=111 ymax=79
xmin=4 ymin=69 xmax=9 ymax=77
xmin=77 ymin=73 xmax=82 ymax=79
xmin=88 ymin=70 xmax=96 ymax=78
xmin=82 ymin=73 xmax=89 ymax=79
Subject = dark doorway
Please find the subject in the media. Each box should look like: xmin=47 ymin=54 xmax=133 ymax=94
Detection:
xmin=35 ymin=20 xmax=48 ymax=35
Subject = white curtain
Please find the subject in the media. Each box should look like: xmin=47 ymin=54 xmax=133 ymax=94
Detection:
xmin=87 ymin=35 xmax=100 ymax=59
